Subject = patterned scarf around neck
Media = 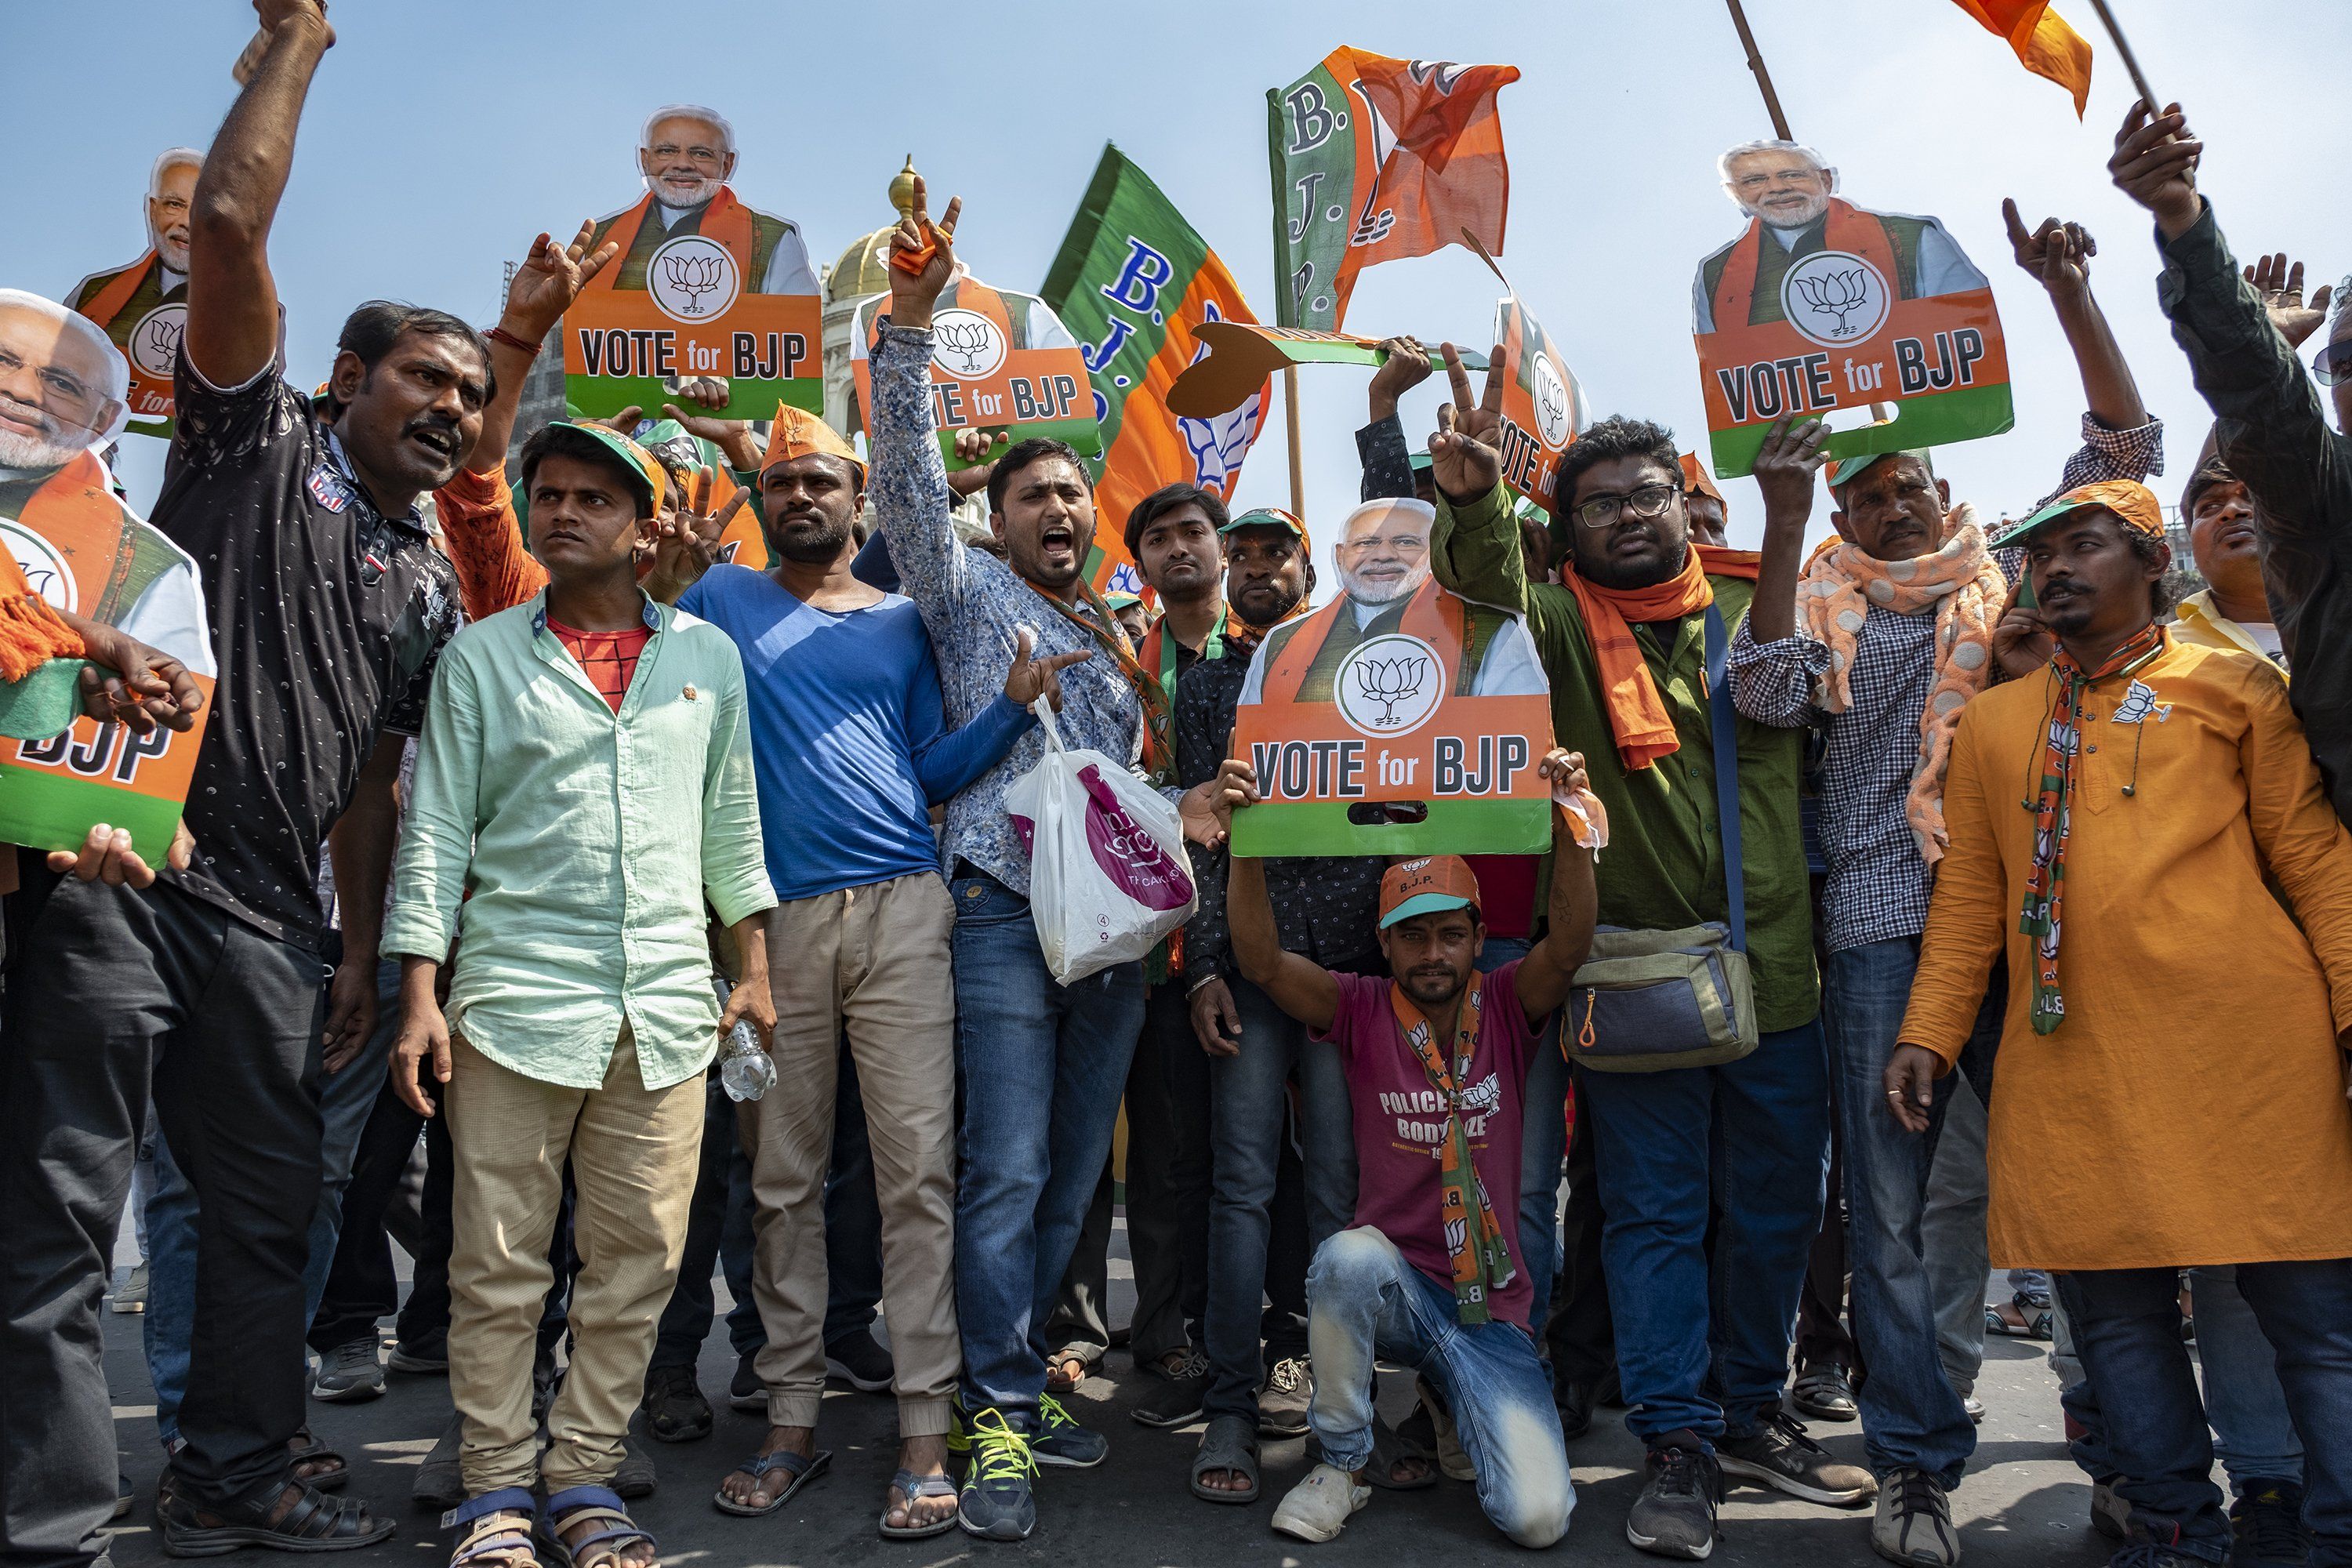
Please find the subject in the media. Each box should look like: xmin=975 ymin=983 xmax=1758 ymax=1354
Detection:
xmin=1798 ymin=506 xmax=2005 ymax=864
xmin=1388 ymin=972 xmax=1515 ymax=1323
xmin=2020 ymin=623 xmax=2169 ymax=1035
xmin=1027 ymin=575 xmax=1174 ymax=786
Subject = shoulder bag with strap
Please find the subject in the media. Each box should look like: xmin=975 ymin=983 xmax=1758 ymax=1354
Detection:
xmin=1563 ymin=602 xmax=1759 ymax=1071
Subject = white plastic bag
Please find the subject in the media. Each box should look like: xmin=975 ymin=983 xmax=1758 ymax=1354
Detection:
xmin=1003 ymin=697 xmax=1197 ymax=985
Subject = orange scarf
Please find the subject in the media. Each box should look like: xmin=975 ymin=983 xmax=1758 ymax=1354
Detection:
xmin=77 ymin=252 xmax=158 ymax=329
xmin=1710 ymin=197 xmax=1901 ymax=329
xmin=1 ymin=452 xmax=118 ymax=681
xmin=1563 ymin=546 xmax=1715 ymax=771
xmin=584 ymin=190 xmax=757 ymax=293
xmin=1693 ymin=544 xmax=1761 ymax=580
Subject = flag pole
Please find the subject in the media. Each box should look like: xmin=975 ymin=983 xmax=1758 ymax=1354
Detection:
xmin=1283 ymin=365 xmax=1307 ymax=517
xmin=1722 ymin=0 xmax=1794 ymax=140
xmin=2086 ymin=0 xmax=2160 ymax=109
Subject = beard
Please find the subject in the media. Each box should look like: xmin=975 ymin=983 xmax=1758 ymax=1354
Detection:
xmin=1401 ymin=965 xmax=1464 ymax=1008
xmin=0 ymin=412 xmax=82 ymax=473
xmin=156 ymin=227 xmax=191 ymax=273
xmin=1232 ymin=580 xmax=1304 ymax=627
xmin=768 ymin=508 xmax=854 ymax=564
xmin=649 ymin=171 xmax=720 ymax=209
xmin=1742 ymin=189 xmax=1831 ymax=230
xmin=1337 ymin=557 xmax=1430 ymax=608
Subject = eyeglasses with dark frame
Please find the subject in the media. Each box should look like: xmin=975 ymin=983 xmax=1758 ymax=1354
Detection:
xmin=1570 ymin=482 xmax=1683 ymax=530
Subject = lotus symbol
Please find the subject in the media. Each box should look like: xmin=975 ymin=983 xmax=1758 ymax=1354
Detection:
xmin=136 ymin=314 xmax=183 ymax=371
xmin=661 ymin=253 xmax=725 ymax=316
xmin=1348 ymin=652 xmax=1429 ymax=728
xmin=1793 ymin=267 xmax=1871 ymax=336
xmin=934 ymin=317 xmax=999 ymax=377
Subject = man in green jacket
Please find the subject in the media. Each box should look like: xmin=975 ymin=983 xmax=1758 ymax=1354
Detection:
xmin=384 ymin=420 xmax=776 ymax=1568
xmin=1426 ymin=350 xmax=1860 ymax=1560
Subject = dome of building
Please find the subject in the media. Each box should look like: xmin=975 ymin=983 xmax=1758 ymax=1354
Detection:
xmin=826 ymin=227 xmax=896 ymax=305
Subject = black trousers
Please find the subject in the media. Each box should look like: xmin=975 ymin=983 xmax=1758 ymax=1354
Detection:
xmin=1544 ymin=1081 xmax=1618 ymax=1390
xmin=308 ymin=1074 xmax=454 ymax=1356
xmin=1 ymin=880 xmax=327 ymax=1567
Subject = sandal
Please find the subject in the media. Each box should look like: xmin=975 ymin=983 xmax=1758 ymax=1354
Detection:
xmin=442 ymin=1489 xmax=539 ymax=1568
xmin=1361 ymin=1413 xmax=1438 ymax=1492
xmin=1985 ymin=1298 xmax=2054 ymax=1341
xmin=877 ymin=1468 xmax=957 ymax=1540
xmin=710 ymin=1446 xmax=830 ymax=1519
xmin=537 ymin=1486 xmax=656 ymax=1568
xmin=1189 ymin=1414 xmax=1260 ymax=1505
xmin=158 ymin=1475 xmax=397 ymax=1555
xmin=1044 ymin=1348 xmax=1094 ymax=1395
xmin=289 ymin=1428 xmax=349 ymax=1493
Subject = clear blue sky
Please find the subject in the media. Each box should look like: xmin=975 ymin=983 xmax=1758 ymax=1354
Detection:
xmin=11 ymin=0 xmax=2346 ymax=556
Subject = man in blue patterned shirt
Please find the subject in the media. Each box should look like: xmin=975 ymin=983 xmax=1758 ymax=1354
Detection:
xmin=867 ymin=180 xmax=1218 ymax=1543
xmin=1728 ymin=205 xmax=2161 ymax=1568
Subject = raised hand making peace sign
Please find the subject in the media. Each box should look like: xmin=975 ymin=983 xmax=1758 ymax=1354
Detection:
xmin=1428 ymin=341 xmax=1508 ymax=504
xmin=887 ymin=175 xmax=963 ymax=332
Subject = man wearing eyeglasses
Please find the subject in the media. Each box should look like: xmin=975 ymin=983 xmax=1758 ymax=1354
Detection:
xmin=1428 ymin=350 xmax=1859 ymax=1562
xmin=2112 ymin=98 xmax=2352 ymax=829
xmin=585 ymin=105 xmax=817 ymax=298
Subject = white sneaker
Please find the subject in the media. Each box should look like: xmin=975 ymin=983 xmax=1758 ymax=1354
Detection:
xmin=1872 ymin=1468 xmax=1959 ymax=1566
xmin=1271 ymin=1464 xmax=1370 ymax=1543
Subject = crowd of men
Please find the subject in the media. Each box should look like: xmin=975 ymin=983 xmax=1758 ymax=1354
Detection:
xmin=3 ymin=9 xmax=2352 ymax=1568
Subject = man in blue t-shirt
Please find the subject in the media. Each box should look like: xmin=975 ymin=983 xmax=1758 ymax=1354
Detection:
xmin=651 ymin=406 xmax=1084 ymax=1538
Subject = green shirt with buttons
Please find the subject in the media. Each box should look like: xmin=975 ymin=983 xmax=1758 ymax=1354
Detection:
xmin=1433 ymin=483 xmax=1818 ymax=1033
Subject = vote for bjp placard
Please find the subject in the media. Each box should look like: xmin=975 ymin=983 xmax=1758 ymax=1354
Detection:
xmin=1231 ymin=498 xmax=1552 ymax=857
xmin=852 ymin=268 xmax=1098 ymax=469
xmin=67 ymin=147 xmax=204 ymax=437
xmin=1690 ymin=138 xmax=2011 ymax=477
xmin=0 ymin=291 xmax=215 ymax=863
xmin=564 ymin=104 xmax=823 ymax=419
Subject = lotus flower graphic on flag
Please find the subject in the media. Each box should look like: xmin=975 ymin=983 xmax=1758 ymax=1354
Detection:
xmin=1349 ymin=652 xmax=1431 ymax=728
xmin=661 ymin=252 xmax=725 ymax=316
xmin=134 ymin=313 xmax=183 ymax=377
xmin=1178 ymin=387 xmax=1264 ymax=492
xmin=1793 ymin=267 xmax=1873 ymax=337
xmin=934 ymin=318 xmax=997 ymax=376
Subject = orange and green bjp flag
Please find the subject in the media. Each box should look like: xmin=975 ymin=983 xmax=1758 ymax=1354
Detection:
xmin=1268 ymin=50 xmax=1519 ymax=332
xmin=1949 ymin=1 xmax=2094 ymax=114
xmin=1041 ymin=144 xmax=1272 ymax=599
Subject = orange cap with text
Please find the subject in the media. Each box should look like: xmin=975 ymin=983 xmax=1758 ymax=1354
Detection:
xmin=1379 ymin=855 xmax=1483 ymax=929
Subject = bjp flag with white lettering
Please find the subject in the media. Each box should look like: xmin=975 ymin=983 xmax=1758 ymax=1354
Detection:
xmin=1268 ymin=49 xmax=1519 ymax=332
xmin=1042 ymin=144 xmax=1271 ymax=600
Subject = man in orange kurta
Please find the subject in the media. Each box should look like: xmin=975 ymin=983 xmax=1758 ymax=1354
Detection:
xmin=1889 ymin=480 xmax=2352 ymax=1566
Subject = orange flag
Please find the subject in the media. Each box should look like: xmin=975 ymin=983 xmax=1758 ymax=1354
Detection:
xmin=1950 ymin=1 xmax=2094 ymax=115
xmin=1269 ymin=50 xmax=1518 ymax=331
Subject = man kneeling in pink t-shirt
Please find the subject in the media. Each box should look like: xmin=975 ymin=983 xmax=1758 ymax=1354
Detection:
xmin=1211 ymin=749 xmax=1598 ymax=1547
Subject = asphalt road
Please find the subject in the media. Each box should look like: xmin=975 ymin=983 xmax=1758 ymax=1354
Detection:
xmin=94 ymin=1242 xmax=2129 ymax=1568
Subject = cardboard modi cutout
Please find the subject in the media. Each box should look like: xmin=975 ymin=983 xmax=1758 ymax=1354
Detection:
xmin=564 ymin=105 xmax=823 ymax=420
xmin=852 ymin=271 xmax=1098 ymax=470
xmin=1231 ymin=499 xmax=1553 ymax=858
xmin=68 ymin=147 xmax=205 ymax=437
xmin=1692 ymin=139 xmax=2011 ymax=477
xmin=0 ymin=292 xmax=215 ymax=863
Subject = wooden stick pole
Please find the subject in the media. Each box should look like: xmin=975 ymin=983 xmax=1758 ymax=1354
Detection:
xmin=1722 ymin=0 xmax=1794 ymax=140
xmin=2087 ymin=0 xmax=2161 ymax=111
xmin=1283 ymin=365 xmax=1306 ymax=519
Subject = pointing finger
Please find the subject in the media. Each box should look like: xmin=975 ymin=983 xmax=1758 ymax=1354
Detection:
xmin=1481 ymin=343 xmax=1506 ymax=414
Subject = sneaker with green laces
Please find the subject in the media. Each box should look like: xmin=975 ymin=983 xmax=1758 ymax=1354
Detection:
xmin=1034 ymin=1392 xmax=1109 ymax=1468
xmin=956 ymin=1407 xmax=1037 ymax=1541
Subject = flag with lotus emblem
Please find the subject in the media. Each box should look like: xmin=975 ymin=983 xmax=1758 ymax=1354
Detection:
xmin=1041 ymin=144 xmax=1272 ymax=600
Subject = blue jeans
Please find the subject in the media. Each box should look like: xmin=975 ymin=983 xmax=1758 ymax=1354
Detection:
xmin=1481 ymin=935 xmax=1569 ymax=1332
xmin=2058 ymin=1261 xmax=2352 ymax=1566
xmin=144 ymin=957 xmax=390 ymax=1443
xmin=1305 ymin=1227 xmax=1573 ymax=1548
xmin=1580 ymin=1017 xmax=1830 ymax=1446
xmin=1821 ymin=938 xmax=2003 ymax=1484
xmin=2191 ymin=1265 xmax=2306 ymax=1492
xmin=949 ymin=870 xmax=1145 ymax=1427
xmin=1201 ymin=974 xmax=1356 ymax=1422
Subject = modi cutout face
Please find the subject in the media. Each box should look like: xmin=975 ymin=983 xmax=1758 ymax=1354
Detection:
xmin=148 ymin=159 xmax=199 ymax=274
xmin=1334 ymin=498 xmax=1435 ymax=608
xmin=640 ymin=113 xmax=735 ymax=209
xmin=0 ymin=299 xmax=125 ymax=470
xmin=1724 ymin=147 xmax=1833 ymax=229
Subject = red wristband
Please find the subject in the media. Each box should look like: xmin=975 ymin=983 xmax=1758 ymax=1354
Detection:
xmin=484 ymin=325 xmax=540 ymax=358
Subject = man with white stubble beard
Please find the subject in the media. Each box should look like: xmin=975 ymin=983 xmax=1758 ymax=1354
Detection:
xmin=586 ymin=105 xmax=816 ymax=298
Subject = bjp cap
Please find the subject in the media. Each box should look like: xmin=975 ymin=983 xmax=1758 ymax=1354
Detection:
xmin=1989 ymin=478 xmax=2165 ymax=552
xmin=761 ymin=404 xmax=866 ymax=485
xmin=1221 ymin=506 xmax=1311 ymax=552
xmin=545 ymin=421 xmax=666 ymax=515
xmin=1379 ymin=855 xmax=1483 ymax=930
xmin=1679 ymin=452 xmax=1727 ymax=511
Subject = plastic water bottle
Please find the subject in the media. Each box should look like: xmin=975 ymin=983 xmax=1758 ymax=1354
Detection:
xmin=719 ymin=1017 xmax=775 ymax=1102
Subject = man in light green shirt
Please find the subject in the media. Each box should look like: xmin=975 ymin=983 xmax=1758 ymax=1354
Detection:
xmin=383 ymin=421 xmax=775 ymax=1568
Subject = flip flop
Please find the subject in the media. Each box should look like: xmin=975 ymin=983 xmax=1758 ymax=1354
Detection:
xmin=1189 ymin=1414 xmax=1260 ymax=1505
xmin=877 ymin=1469 xmax=958 ymax=1540
xmin=1362 ymin=1413 xmax=1439 ymax=1492
xmin=710 ymin=1447 xmax=831 ymax=1519
xmin=290 ymin=1427 xmax=350 ymax=1492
